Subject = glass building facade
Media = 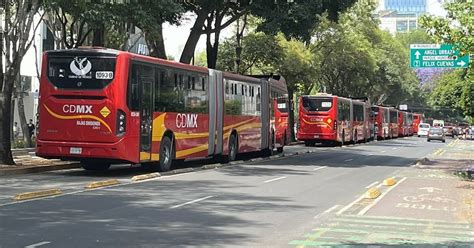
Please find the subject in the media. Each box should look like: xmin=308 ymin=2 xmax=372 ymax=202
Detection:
xmin=384 ymin=0 xmax=427 ymax=15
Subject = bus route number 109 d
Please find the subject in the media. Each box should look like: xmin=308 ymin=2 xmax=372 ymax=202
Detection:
xmin=95 ymin=71 xmax=114 ymax=79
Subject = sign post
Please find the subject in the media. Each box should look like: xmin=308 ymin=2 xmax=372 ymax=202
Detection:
xmin=410 ymin=44 xmax=470 ymax=69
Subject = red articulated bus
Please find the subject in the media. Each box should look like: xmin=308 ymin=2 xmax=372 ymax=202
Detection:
xmin=297 ymin=94 xmax=352 ymax=146
xmin=412 ymin=113 xmax=422 ymax=133
xmin=388 ymin=108 xmax=399 ymax=138
xmin=407 ymin=112 xmax=414 ymax=136
xmin=372 ymin=106 xmax=389 ymax=140
xmin=352 ymin=99 xmax=371 ymax=143
xmin=398 ymin=111 xmax=409 ymax=137
xmin=252 ymin=75 xmax=290 ymax=152
xmin=36 ymin=48 xmax=288 ymax=171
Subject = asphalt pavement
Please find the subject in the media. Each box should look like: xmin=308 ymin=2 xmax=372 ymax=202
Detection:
xmin=0 ymin=136 xmax=452 ymax=248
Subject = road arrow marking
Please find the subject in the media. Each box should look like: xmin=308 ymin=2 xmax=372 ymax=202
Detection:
xmin=415 ymin=50 xmax=421 ymax=59
xmin=419 ymin=187 xmax=442 ymax=193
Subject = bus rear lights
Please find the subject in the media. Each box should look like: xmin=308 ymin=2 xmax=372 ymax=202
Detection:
xmin=116 ymin=110 xmax=126 ymax=136
xmin=327 ymin=118 xmax=332 ymax=124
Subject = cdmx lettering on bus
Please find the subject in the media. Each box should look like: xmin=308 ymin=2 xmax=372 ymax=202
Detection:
xmin=176 ymin=113 xmax=198 ymax=128
xmin=63 ymin=104 xmax=93 ymax=114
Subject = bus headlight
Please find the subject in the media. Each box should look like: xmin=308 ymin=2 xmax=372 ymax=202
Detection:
xmin=116 ymin=110 xmax=126 ymax=136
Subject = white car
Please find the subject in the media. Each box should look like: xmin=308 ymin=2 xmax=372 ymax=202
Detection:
xmin=417 ymin=123 xmax=430 ymax=137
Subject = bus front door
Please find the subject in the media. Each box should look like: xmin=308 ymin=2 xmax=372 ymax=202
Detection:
xmin=140 ymin=76 xmax=153 ymax=161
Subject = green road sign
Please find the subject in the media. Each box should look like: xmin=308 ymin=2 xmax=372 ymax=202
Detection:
xmin=410 ymin=44 xmax=470 ymax=68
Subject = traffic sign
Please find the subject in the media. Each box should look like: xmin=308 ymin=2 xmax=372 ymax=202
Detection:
xmin=410 ymin=44 xmax=470 ymax=68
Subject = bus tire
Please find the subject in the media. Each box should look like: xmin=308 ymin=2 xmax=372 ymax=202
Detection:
xmin=81 ymin=161 xmax=110 ymax=171
xmin=158 ymin=136 xmax=173 ymax=172
xmin=228 ymin=133 xmax=238 ymax=162
xmin=277 ymin=146 xmax=283 ymax=153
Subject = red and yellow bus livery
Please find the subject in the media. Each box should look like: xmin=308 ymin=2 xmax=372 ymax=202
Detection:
xmin=36 ymin=48 xmax=288 ymax=171
xmin=297 ymin=94 xmax=352 ymax=146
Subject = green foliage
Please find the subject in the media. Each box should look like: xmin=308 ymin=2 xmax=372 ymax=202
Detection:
xmin=420 ymin=0 xmax=473 ymax=120
xmin=419 ymin=0 xmax=473 ymax=56
xmin=395 ymin=29 xmax=434 ymax=50
xmin=250 ymin=0 xmax=357 ymax=42
xmin=217 ymin=32 xmax=283 ymax=74
xmin=429 ymin=70 xmax=473 ymax=118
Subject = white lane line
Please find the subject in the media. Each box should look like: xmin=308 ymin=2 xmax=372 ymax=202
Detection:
xmin=392 ymin=147 xmax=398 ymax=150
xmin=25 ymin=241 xmax=51 ymax=248
xmin=381 ymin=150 xmax=386 ymax=153
xmin=263 ymin=176 xmax=287 ymax=183
xmin=344 ymin=158 xmax=354 ymax=162
xmin=365 ymin=181 xmax=379 ymax=189
xmin=324 ymin=204 xmax=342 ymax=213
xmin=357 ymin=177 xmax=408 ymax=216
xmin=313 ymin=166 xmax=327 ymax=171
xmin=169 ymin=195 xmax=214 ymax=209
xmin=367 ymin=154 xmax=373 ymax=156
xmin=337 ymin=193 xmax=367 ymax=215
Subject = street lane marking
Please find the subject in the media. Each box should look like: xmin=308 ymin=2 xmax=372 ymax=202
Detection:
xmin=25 ymin=241 xmax=51 ymax=248
xmin=313 ymin=166 xmax=327 ymax=171
xmin=263 ymin=176 xmax=287 ymax=183
xmin=381 ymin=150 xmax=386 ymax=153
xmin=344 ymin=158 xmax=354 ymax=162
xmin=324 ymin=204 xmax=341 ymax=214
xmin=367 ymin=154 xmax=373 ymax=156
xmin=170 ymin=195 xmax=214 ymax=209
xmin=438 ymin=150 xmax=446 ymax=156
xmin=392 ymin=147 xmax=398 ymax=150
xmin=337 ymin=194 xmax=367 ymax=215
xmin=365 ymin=181 xmax=379 ymax=189
xmin=357 ymin=177 xmax=407 ymax=216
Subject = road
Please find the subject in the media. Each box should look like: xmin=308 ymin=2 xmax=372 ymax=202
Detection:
xmin=0 ymin=136 xmax=451 ymax=247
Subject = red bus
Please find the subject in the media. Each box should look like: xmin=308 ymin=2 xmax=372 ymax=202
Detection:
xmin=272 ymin=86 xmax=290 ymax=152
xmin=352 ymin=99 xmax=371 ymax=143
xmin=389 ymin=108 xmax=399 ymax=138
xmin=36 ymin=48 xmax=288 ymax=171
xmin=398 ymin=111 xmax=409 ymax=137
xmin=407 ymin=112 xmax=414 ymax=136
xmin=297 ymin=94 xmax=352 ymax=146
xmin=372 ymin=106 xmax=389 ymax=140
xmin=252 ymin=75 xmax=290 ymax=153
xmin=412 ymin=113 xmax=422 ymax=133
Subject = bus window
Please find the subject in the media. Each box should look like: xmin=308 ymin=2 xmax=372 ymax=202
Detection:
xmin=303 ymin=97 xmax=333 ymax=112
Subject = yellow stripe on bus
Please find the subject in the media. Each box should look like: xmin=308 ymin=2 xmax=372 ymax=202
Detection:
xmin=302 ymin=118 xmax=332 ymax=129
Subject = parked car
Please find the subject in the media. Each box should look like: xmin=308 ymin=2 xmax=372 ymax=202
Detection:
xmin=443 ymin=126 xmax=455 ymax=138
xmin=427 ymin=127 xmax=445 ymax=143
xmin=417 ymin=123 xmax=430 ymax=137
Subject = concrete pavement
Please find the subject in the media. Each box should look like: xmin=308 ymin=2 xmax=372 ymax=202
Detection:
xmin=0 ymin=136 xmax=467 ymax=247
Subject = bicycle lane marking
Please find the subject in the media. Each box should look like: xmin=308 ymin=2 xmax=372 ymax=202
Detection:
xmin=361 ymin=177 xmax=465 ymax=222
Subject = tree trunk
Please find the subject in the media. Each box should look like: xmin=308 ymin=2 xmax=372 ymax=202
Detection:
xmin=179 ymin=8 xmax=208 ymax=64
xmin=92 ymin=24 xmax=105 ymax=46
xmin=147 ymin=24 xmax=167 ymax=59
xmin=17 ymin=84 xmax=32 ymax=147
xmin=0 ymin=77 xmax=15 ymax=165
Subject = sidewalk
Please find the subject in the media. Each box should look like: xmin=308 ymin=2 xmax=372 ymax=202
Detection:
xmin=0 ymin=149 xmax=80 ymax=176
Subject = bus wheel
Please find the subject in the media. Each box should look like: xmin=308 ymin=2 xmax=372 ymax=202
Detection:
xmin=277 ymin=134 xmax=286 ymax=153
xmin=81 ymin=161 xmax=110 ymax=171
xmin=228 ymin=134 xmax=238 ymax=162
xmin=158 ymin=136 xmax=173 ymax=172
xmin=304 ymin=141 xmax=313 ymax=147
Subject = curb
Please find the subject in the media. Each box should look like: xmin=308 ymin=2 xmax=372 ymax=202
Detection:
xmin=0 ymin=163 xmax=81 ymax=176
xmin=14 ymin=188 xmax=62 ymax=201
xmin=85 ymin=179 xmax=120 ymax=189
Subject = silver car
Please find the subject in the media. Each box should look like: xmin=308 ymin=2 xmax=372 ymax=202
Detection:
xmin=427 ymin=127 xmax=445 ymax=143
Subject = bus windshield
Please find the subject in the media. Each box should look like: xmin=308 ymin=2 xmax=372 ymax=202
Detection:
xmin=302 ymin=97 xmax=333 ymax=112
xmin=47 ymin=55 xmax=116 ymax=90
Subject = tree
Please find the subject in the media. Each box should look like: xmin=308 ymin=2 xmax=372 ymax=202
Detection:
xmin=0 ymin=0 xmax=42 ymax=165
xmin=420 ymin=0 xmax=473 ymax=120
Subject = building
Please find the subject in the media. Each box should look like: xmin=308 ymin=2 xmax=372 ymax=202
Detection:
xmin=377 ymin=0 xmax=447 ymax=34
